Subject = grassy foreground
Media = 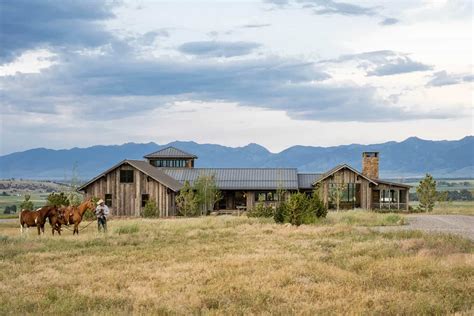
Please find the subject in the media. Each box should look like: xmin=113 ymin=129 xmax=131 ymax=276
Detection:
xmin=1 ymin=215 xmax=473 ymax=315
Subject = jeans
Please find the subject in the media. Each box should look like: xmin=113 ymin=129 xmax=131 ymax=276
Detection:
xmin=98 ymin=216 xmax=107 ymax=232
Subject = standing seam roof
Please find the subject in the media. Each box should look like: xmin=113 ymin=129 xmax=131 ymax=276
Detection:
xmin=297 ymin=173 xmax=322 ymax=189
xmin=144 ymin=146 xmax=198 ymax=159
xmin=160 ymin=168 xmax=299 ymax=190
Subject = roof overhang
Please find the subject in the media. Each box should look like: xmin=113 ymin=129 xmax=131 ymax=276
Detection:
xmin=313 ymin=164 xmax=378 ymax=186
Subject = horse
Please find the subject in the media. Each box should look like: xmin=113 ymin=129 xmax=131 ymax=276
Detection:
xmin=19 ymin=205 xmax=59 ymax=235
xmin=48 ymin=206 xmax=67 ymax=235
xmin=67 ymin=199 xmax=95 ymax=235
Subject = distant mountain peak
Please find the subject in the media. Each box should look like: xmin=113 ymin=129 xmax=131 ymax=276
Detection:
xmin=0 ymin=136 xmax=472 ymax=179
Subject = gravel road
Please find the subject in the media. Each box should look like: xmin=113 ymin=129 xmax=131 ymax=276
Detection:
xmin=374 ymin=215 xmax=474 ymax=240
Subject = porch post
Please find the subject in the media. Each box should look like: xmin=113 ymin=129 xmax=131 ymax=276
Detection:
xmin=406 ymin=190 xmax=410 ymax=211
xmin=397 ymin=189 xmax=400 ymax=210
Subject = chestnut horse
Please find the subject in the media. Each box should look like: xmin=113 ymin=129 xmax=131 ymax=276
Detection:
xmin=66 ymin=199 xmax=95 ymax=235
xmin=19 ymin=205 xmax=59 ymax=235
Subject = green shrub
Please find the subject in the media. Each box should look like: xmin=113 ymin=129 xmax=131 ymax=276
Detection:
xmin=83 ymin=209 xmax=95 ymax=221
xmin=248 ymin=203 xmax=274 ymax=218
xmin=284 ymin=192 xmax=310 ymax=226
xmin=273 ymin=203 xmax=286 ymax=223
xmin=280 ymin=191 xmax=328 ymax=226
xmin=19 ymin=194 xmax=34 ymax=210
xmin=417 ymin=174 xmax=437 ymax=212
xmin=47 ymin=192 xmax=69 ymax=207
xmin=143 ymin=200 xmax=158 ymax=218
xmin=176 ymin=181 xmax=199 ymax=216
xmin=4 ymin=205 xmax=17 ymax=214
xmin=311 ymin=192 xmax=328 ymax=218
xmin=115 ymin=224 xmax=139 ymax=235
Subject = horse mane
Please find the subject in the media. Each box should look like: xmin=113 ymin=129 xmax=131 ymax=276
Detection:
xmin=77 ymin=199 xmax=94 ymax=216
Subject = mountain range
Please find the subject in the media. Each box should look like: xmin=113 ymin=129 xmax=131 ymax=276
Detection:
xmin=1 ymin=136 xmax=473 ymax=180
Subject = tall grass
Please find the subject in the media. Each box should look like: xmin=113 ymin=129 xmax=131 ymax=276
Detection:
xmin=324 ymin=210 xmax=405 ymax=226
xmin=0 ymin=216 xmax=472 ymax=314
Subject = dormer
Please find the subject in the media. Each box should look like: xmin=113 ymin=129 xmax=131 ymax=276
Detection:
xmin=144 ymin=146 xmax=197 ymax=168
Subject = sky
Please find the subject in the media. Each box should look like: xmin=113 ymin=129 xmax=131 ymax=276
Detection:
xmin=0 ymin=0 xmax=472 ymax=155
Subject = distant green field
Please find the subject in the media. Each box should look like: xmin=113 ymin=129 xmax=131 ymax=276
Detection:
xmin=404 ymin=178 xmax=474 ymax=193
xmin=0 ymin=179 xmax=71 ymax=213
xmin=0 ymin=193 xmax=48 ymax=212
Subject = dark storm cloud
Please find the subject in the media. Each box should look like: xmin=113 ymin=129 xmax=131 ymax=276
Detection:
xmin=323 ymin=50 xmax=432 ymax=76
xmin=427 ymin=71 xmax=474 ymax=87
xmin=178 ymin=41 xmax=261 ymax=58
xmin=0 ymin=0 xmax=117 ymax=62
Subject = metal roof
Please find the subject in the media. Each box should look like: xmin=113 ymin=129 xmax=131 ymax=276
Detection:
xmin=77 ymin=160 xmax=183 ymax=192
xmin=375 ymin=179 xmax=411 ymax=188
xmin=161 ymin=168 xmax=299 ymax=190
xmin=297 ymin=173 xmax=322 ymax=189
xmin=144 ymin=146 xmax=197 ymax=159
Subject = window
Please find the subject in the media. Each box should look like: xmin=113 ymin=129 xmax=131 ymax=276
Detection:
xmin=329 ymin=183 xmax=357 ymax=202
xmin=141 ymin=194 xmax=149 ymax=207
xmin=105 ymin=194 xmax=112 ymax=207
xmin=151 ymin=159 xmax=186 ymax=168
xmin=120 ymin=170 xmax=134 ymax=183
xmin=255 ymin=191 xmax=278 ymax=202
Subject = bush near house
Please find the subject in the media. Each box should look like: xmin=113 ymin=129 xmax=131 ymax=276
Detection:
xmin=143 ymin=200 xmax=159 ymax=218
xmin=417 ymin=174 xmax=438 ymax=212
xmin=249 ymin=190 xmax=327 ymax=226
xmin=247 ymin=203 xmax=274 ymax=218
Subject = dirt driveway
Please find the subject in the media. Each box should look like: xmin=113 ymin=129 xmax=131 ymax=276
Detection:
xmin=374 ymin=215 xmax=474 ymax=240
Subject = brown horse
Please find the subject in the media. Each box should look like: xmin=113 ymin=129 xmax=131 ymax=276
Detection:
xmin=67 ymin=199 xmax=95 ymax=235
xmin=48 ymin=206 xmax=67 ymax=235
xmin=19 ymin=205 xmax=59 ymax=235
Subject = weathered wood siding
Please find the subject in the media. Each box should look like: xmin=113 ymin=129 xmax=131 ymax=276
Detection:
xmin=83 ymin=164 xmax=176 ymax=217
xmin=318 ymin=168 xmax=372 ymax=209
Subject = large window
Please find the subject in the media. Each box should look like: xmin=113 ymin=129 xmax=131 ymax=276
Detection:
xmin=105 ymin=194 xmax=112 ymax=207
xmin=329 ymin=183 xmax=357 ymax=202
xmin=255 ymin=191 xmax=279 ymax=202
xmin=141 ymin=194 xmax=149 ymax=207
xmin=120 ymin=170 xmax=134 ymax=183
xmin=151 ymin=159 xmax=186 ymax=167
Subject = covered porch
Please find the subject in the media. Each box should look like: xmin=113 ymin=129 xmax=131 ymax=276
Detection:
xmin=371 ymin=182 xmax=410 ymax=211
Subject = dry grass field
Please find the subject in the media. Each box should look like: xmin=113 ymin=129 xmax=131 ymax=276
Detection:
xmin=1 ymin=213 xmax=473 ymax=315
xmin=430 ymin=201 xmax=474 ymax=216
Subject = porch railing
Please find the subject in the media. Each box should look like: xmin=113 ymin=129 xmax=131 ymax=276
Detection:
xmin=372 ymin=202 xmax=407 ymax=210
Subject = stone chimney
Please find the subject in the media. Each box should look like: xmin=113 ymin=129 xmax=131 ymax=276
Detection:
xmin=362 ymin=152 xmax=379 ymax=179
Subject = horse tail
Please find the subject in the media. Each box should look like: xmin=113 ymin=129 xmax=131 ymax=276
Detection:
xmin=19 ymin=211 xmax=23 ymax=232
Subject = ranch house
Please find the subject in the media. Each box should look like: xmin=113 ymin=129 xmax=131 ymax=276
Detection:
xmin=78 ymin=147 xmax=410 ymax=216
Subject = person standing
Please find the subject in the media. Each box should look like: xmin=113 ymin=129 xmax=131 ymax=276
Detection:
xmin=95 ymin=199 xmax=109 ymax=232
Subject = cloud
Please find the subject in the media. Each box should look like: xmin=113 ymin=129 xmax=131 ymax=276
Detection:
xmin=178 ymin=41 xmax=261 ymax=57
xmin=0 ymin=0 xmax=117 ymax=63
xmin=323 ymin=50 xmax=432 ymax=76
xmin=266 ymin=0 xmax=378 ymax=16
xmin=379 ymin=17 xmax=399 ymax=25
xmin=138 ymin=30 xmax=170 ymax=45
xmin=427 ymin=71 xmax=474 ymax=87
xmin=366 ymin=57 xmax=431 ymax=76
xmin=241 ymin=23 xmax=272 ymax=28
xmin=1 ymin=48 xmax=459 ymax=124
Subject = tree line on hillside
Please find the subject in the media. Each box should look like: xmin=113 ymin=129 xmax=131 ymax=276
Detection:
xmin=410 ymin=188 xmax=473 ymax=202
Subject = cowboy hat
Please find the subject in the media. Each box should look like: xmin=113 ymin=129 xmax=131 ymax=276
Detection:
xmin=97 ymin=199 xmax=105 ymax=205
